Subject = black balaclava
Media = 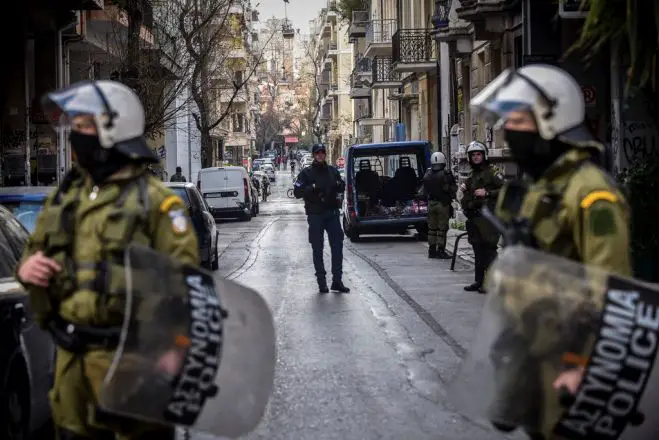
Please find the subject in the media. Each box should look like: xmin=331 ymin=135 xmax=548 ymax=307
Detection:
xmin=503 ymin=129 xmax=571 ymax=180
xmin=70 ymin=131 xmax=133 ymax=184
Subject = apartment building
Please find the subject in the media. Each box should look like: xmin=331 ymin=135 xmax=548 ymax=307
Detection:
xmin=348 ymin=0 xmax=439 ymax=149
xmin=314 ymin=1 xmax=354 ymax=164
xmin=216 ymin=0 xmax=260 ymax=167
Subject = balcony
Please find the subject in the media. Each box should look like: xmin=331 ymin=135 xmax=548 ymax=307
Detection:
xmin=433 ymin=0 xmax=473 ymax=46
xmin=392 ymin=29 xmax=437 ymax=73
xmin=456 ymin=0 xmax=521 ymax=40
xmin=349 ymin=10 xmax=369 ymax=40
xmin=326 ymin=0 xmax=338 ymax=23
xmin=364 ymin=19 xmax=397 ymax=58
xmin=327 ymin=83 xmax=339 ymax=97
xmin=219 ymin=88 xmax=248 ymax=103
xmin=371 ymin=56 xmax=401 ymax=89
xmin=350 ymin=57 xmax=372 ymax=99
xmin=320 ymin=102 xmax=332 ymax=120
xmin=328 ymin=41 xmax=339 ymax=57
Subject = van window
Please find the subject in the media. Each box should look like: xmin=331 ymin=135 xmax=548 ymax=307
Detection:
xmin=200 ymin=170 xmax=226 ymax=189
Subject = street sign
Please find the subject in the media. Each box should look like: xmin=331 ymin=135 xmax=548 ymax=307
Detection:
xmin=336 ymin=157 xmax=345 ymax=168
xmin=581 ymin=85 xmax=596 ymax=106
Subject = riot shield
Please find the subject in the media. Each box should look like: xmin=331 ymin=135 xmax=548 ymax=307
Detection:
xmin=98 ymin=243 xmax=276 ymax=438
xmin=449 ymin=245 xmax=659 ymax=440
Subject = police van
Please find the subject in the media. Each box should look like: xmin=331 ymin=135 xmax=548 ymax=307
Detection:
xmin=198 ymin=166 xmax=257 ymax=221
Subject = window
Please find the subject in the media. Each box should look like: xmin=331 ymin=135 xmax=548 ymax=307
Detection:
xmin=234 ymin=70 xmax=244 ymax=84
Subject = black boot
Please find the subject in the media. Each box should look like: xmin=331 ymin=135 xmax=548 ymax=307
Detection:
xmin=464 ymin=282 xmax=482 ymax=292
xmin=318 ymin=279 xmax=329 ymax=294
xmin=436 ymin=249 xmax=452 ymax=259
xmin=331 ymin=280 xmax=350 ymax=293
xmin=428 ymin=245 xmax=438 ymax=259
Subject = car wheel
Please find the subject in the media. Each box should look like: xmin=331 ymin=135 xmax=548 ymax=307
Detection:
xmin=0 ymin=361 xmax=30 ymax=440
xmin=343 ymin=216 xmax=360 ymax=242
xmin=241 ymin=210 xmax=252 ymax=222
xmin=211 ymin=233 xmax=219 ymax=271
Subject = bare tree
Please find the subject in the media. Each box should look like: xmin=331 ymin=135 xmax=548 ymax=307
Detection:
xmin=87 ymin=0 xmax=194 ymax=138
xmin=298 ymin=35 xmax=325 ymax=143
xmin=174 ymin=0 xmax=276 ymax=167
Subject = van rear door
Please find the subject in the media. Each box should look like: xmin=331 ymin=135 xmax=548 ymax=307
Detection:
xmin=201 ymin=170 xmax=230 ymax=210
xmin=224 ymin=169 xmax=246 ymax=207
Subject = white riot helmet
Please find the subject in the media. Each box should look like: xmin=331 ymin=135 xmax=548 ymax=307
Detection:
xmin=469 ymin=64 xmax=600 ymax=152
xmin=41 ymin=80 xmax=158 ymax=162
xmin=430 ymin=151 xmax=446 ymax=169
xmin=466 ymin=141 xmax=488 ymax=164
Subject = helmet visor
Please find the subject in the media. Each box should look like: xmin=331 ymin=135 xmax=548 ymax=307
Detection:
xmin=470 ymin=69 xmax=550 ymax=130
xmin=41 ymin=81 xmax=110 ymax=132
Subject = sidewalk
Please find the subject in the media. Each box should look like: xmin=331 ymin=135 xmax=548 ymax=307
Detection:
xmin=446 ymin=228 xmax=474 ymax=264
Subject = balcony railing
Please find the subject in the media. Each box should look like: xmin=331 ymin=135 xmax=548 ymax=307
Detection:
xmin=372 ymin=56 xmax=400 ymax=85
xmin=365 ymin=19 xmax=397 ymax=45
xmin=354 ymin=56 xmax=372 ymax=74
xmin=392 ymin=29 xmax=436 ymax=65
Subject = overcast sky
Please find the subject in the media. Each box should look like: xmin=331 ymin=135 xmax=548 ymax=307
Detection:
xmin=254 ymin=0 xmax=327 ymax=34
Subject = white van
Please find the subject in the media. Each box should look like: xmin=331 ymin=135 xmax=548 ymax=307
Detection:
xmin=198 ymin=166 xmax=255 ymax=221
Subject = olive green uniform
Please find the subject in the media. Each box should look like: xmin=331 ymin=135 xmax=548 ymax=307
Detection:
xmin=422 ymin=168 xmax=457 ymax=250
xmin=461 ymin=164 xmax=504 ymax=286
xmin=18 ymin=165 xmax=199 ymax=439
xmin=495 ymin=149 xmax=631 ymax=277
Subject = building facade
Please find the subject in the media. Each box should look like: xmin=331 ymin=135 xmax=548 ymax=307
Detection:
xmin=313 ymin=1 xmax=354 ymax=164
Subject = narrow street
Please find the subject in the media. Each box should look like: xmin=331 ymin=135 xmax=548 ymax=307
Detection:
xmin=189 ymin=171 xmax=521 ymax=440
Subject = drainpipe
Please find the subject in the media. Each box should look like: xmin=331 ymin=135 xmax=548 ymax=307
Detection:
xmin=57 ymin=12 xmax=84 ymax=183
xmin=435 ymin=48 xmax=442 ymax=153
xmin=25 ymin=39 xmax=31 ymax=186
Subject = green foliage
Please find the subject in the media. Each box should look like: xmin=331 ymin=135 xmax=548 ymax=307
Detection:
xmin=450 ymin=219 xmax=466 ymax=231
xmin=568 ymin=0 xmax=659 ymax=90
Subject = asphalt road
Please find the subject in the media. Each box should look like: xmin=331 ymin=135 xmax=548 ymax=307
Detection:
xmin=185 ymin=170 xmax=522 ymax=440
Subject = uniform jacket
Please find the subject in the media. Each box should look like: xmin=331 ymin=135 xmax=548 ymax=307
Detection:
xmin=294 ymin=161 xmax=345 ymax=215
xmin=495 ymin=149 xmax=631 ymax=277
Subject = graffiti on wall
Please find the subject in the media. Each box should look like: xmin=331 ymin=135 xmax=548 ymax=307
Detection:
xmin=620 ymin=121 xmax=659 ymax=172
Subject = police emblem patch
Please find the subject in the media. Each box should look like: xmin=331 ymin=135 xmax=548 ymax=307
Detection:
xmin=169 ymin=209 xmax=189 ymax=234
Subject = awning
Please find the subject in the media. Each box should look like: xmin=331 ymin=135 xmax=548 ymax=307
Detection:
xmin=284 ymin=136 xmax=298 ymax=143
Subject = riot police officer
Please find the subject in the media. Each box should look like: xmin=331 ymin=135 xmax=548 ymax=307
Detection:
xmin=294 ymin=144 xmax=350 ymax=293
xmin=462 ymin=63 xmax=633 ymax=438
xmin=422 ymin=151 xmax=457 ymax=259
xmin=460 ymin=141 xmax=504 ymax=293
xmin=16 ymin=80 xmax=199 ymax=440
xmin=471 ymin=63 xmax=631 ymax=276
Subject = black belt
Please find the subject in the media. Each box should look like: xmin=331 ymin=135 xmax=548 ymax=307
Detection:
xmin=47 ymin=315 xmax=121 ymax=354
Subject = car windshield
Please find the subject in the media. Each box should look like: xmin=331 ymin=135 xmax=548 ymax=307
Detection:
xmin=1 ymin=200 xmax=45 ymax=233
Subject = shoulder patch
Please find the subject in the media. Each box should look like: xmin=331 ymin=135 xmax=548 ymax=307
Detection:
xmin=160 ymin=195 xmax=184 ymax=213
xmin=168 ymin=209 xmax=189 ymax=235
xmin=588 ymin=206 xmax=617 ymax=236
xmin=580 ymin=190 xmax=618 ymax=210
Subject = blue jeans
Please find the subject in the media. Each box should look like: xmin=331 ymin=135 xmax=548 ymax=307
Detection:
xmin=307 ymin=210 xmax=344 ymax=283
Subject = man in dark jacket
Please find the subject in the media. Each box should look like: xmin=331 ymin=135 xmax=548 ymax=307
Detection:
xmin=294 ymin=144 xmax=350 ymax=293
xmin=170 ymin=166 xmax=186 ymax=182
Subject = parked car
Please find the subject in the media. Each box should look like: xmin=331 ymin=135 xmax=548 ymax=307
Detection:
xmin=197 ymin=166 xmax=257 ymax=221
xmin=0 ymin=187 xmax=56 ymax=233
xmin=0 ymin=205 xmax=55 ymax=438
xmin=165 ymin=182 xmax=220 ymax=270
xmin=342 ymin=141 xmax=431 ymax=242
